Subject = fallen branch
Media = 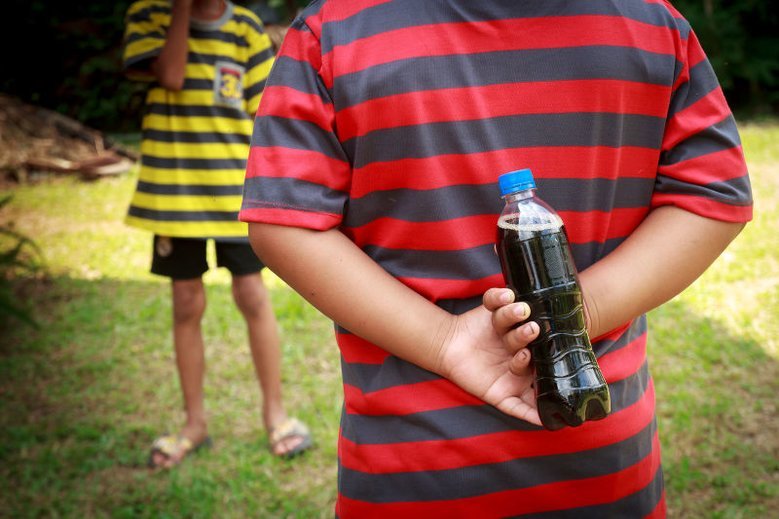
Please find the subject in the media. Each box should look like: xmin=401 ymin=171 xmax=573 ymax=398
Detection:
xmin=0 ymin=94 xmax=138 ymax=180
xmin=24 ymin=152 xmax=135 ymax=180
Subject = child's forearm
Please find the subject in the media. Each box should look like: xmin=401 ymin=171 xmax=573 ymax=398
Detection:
xmin=151 ymin=0 xmax=193 ymax=90
xmin=249 ymin=222 xmax=541 ymax=424
xmin=580 ymin=205 xmax=746 ymax=339
xmin=248 ymin=224 xmax=455 ymax=375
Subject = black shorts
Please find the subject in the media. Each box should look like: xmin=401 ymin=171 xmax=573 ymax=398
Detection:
xmin=150 ymin=236 xmax=264 ymax=280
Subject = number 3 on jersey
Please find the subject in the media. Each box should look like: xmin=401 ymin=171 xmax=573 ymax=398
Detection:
xmin=214 ymin=60 xmax=244 ymax=108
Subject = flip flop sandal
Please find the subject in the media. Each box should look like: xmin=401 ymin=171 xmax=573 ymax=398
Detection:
xmin=269 ymin=418 xmax=313 ymax=459
xmin=148 ymin=433 xmax=212 ymax=469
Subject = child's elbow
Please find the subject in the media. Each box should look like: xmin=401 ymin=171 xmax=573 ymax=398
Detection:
xmin=157 ymin=74 xmax=185 ymax=91
xmin=150 ymin=63 xmax=186 ymax=91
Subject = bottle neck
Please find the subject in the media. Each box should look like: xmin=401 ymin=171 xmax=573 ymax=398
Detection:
xmin=502 ymin=188 xmax=535 ymax=203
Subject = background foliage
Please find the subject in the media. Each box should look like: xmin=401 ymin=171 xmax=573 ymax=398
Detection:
xmin=0 ymin=0 xmax=304 ymax=132
xmin=1 ymin=0 xmax=777 ymax=132
xmin=676 ymin=0 xmax=779 ymax=113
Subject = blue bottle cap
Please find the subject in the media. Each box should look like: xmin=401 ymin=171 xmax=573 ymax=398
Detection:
xmin=498 ymin=168 xmax=536 ymax=196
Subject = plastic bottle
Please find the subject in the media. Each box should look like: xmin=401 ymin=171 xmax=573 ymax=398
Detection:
xmin=496 ymin=168 xmax=611 ymax=430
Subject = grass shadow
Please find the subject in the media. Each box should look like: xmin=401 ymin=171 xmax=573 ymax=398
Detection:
xmin=0 ymin=273 xmax=339 ymax=519
xmin=649 ymin=299 xmax=779 ymax=518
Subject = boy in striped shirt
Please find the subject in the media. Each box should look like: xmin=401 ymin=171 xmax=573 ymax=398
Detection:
xmin=123 ymin=0 xmax=312 ymax=467
xmin=240 ymin=0 xmax=752 ymax=516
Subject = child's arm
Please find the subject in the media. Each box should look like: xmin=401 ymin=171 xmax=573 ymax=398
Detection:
xmin=248 ymin=223 xmax=543 ymax=425
xmin=150 ymin=0 xmax=193 ymax=91
xmin=580 ymin=205 xmax=746 ymax=338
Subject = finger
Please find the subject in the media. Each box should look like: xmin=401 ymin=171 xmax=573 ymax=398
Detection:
xmin=483 ymin=287 xmax=514 ymax=311
xmin=498 ymin=394 xmax=541 ymax=426
xmin=503 ymin=320 xmax=539 ymax=354
xmin=492 ymin=301 xmax=530 ymax=334
xmin=508 ymin=348 xmax=532 ymax=376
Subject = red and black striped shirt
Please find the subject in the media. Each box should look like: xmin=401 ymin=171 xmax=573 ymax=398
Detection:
xmin=240 ymin=1 xmax=752 ymax=516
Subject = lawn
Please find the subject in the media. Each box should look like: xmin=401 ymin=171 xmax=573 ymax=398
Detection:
xmin=1 ymin=122 xmax=777 ymax=518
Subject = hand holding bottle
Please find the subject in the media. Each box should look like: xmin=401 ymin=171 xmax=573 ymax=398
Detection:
xmin=436 ymin=289 xmax=542 ymax=427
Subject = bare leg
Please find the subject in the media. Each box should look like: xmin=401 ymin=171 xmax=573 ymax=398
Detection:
xmin=232 ymin=272 xmax=304 ymax=456
xmin=151 ymin=278 xmax=210 ymax=467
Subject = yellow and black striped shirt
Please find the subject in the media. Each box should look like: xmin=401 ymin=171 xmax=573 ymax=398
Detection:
xmin=123 ymin=0 xmax=274 ymax=239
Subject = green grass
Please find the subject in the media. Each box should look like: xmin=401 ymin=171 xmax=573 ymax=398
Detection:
xmin=1 ymin=121 xmax=778 ymax=517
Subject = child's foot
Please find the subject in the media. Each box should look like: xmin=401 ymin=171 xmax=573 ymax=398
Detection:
xmin=268 ymin=417 xmax=313 ymax=459
xmin=148 ymin=423 xmax=210 ymax=469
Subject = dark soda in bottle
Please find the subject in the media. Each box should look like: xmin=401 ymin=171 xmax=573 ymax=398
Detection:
xmin=496 ymin=168 xmax=610 ymax=430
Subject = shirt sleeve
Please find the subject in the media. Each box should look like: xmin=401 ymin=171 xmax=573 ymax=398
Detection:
xmin=122 ymin=0 xmax=168 ymax=81
xmin=654 ymin=25 xmax=753 ymax=223
xmin=239 ymin=15 xmax=352 ymax=230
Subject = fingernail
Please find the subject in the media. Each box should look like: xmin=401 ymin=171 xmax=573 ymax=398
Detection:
xmin=500 ymin=290 xmax=514 ymax=304
xmin=514 ymin=303 xmax=529 ymax=319
xmin=524 ymin=322 xmax=538 ymax=336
